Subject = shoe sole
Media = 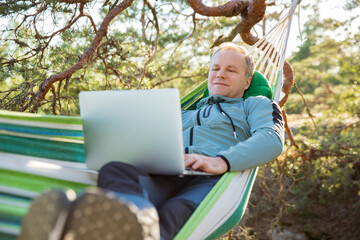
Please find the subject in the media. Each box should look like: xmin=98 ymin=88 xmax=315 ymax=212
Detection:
xmin=62 ymin=189 xmax=159 ymax=240
xmin=18 ymin=189 xmax=73 ymax=240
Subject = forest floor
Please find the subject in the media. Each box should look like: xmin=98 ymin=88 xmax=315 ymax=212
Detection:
xmin=219 ymin=112 xmax=360 ymax=240
xmin=231 ymin=179 xmax=360 ymax=240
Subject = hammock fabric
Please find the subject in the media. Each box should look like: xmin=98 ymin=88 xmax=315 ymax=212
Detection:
xmin=0 ymin=1 xmax=299 ymax=238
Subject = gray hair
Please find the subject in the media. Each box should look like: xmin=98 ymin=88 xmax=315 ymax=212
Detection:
xmin=210 ymin=42 xmax=254 ymax=79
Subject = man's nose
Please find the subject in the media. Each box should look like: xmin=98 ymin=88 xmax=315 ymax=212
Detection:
xmin=217 ymin=68 xmax=225 ymax=79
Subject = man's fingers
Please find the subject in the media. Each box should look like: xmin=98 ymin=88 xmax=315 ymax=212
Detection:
xmin=191 ymin=159 xmax=205 ymax=170
xmin=184 ymin=154 xmax=198 ymax=167
xmin=184 ymin=154 xmax=226 ymax=174
xmin=184 ymin=154 xmax=204 ymax=169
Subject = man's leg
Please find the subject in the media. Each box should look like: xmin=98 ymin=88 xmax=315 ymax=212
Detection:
xmin=60 ymin=161 xmax=165 ymax=240
xmin=98 ymin=162 xmax=221 ymax=239
xmin=157 ymin=175 xmax=221 ymax=240
xmin=97 ymin=161 xmax=181 ymax=239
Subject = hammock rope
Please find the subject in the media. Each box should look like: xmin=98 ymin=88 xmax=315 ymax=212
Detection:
xmin=250 ymin=0 xmax=300 ymax=102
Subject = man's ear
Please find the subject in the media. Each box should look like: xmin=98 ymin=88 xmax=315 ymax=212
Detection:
xmin=244 ymin=76 xmax=252 ymax=90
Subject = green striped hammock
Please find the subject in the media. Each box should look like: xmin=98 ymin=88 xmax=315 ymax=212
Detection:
xmin=0 ymin=1 xmax=298 ymax=238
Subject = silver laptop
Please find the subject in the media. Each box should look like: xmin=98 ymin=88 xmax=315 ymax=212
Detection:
xmin=79 ymin=89 xmax=212 ymax=175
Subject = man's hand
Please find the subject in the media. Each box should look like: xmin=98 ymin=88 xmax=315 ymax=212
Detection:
xmin=184 ymin=153 xmax=228 ymax=175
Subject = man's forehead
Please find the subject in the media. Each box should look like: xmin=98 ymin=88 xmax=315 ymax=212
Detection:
xmin=211 ymin=50 xmax=246 ymax=66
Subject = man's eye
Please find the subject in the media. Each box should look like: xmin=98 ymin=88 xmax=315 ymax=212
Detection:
xmin=228 ymin=69 xmax=237 ymax=72
xmin=212 ymin=68 xmax=219 ymax=71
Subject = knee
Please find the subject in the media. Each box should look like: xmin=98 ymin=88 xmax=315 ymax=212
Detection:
xmin=97 ymin=161 xmax=147 ymax=186
xmin=97 ymin=161 xmax=132 ymax=185
xmin=97 ymin=161 xmax=120 ymax=179
xmin=98 ymin=161 xmax=138 ymax=176
xmin=98 ymin=161 xmax=118 ymax=174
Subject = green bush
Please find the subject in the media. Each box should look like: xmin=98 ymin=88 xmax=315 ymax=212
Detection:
xmin=285 ymin=93 xmax=315 ymax=114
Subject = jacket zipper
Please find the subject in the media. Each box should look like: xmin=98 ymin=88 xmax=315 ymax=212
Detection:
xmin=196 ymin=109 xmax=201 ymax=126
xmin=189 ymin=109 xmax=201 ymax=148
xmin=189 ymin=127 xmax=194 ymax=146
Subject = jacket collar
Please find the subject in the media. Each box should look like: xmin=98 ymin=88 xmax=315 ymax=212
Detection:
xmin=197 ymin=95 xmax=244 ymax=108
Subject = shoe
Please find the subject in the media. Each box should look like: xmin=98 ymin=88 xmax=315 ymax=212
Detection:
xmin=18 ymin=189 xmax=76 ymax=240
xmin=62 ymin=188 xmax=160 ymax=240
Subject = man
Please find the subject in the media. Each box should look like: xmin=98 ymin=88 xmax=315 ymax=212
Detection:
xmin=20 ymin=43 xmax=284 ymax=240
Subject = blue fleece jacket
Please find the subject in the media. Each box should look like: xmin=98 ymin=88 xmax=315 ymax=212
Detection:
xmin=182 ymin=95 xmax=284 ymax=171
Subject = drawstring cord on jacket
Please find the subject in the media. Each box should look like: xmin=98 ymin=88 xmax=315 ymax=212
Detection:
xmin=209 ymin=97 xmax=238 ymax=139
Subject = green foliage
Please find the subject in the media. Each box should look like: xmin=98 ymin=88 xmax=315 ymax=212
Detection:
xmin=0 ymin=0 xmax=33 ymax=16
xmin=289 ymin=6 xmax=360 ymax=94
xmin=277 ymin=84 xmax=360 ymax=216
xmin=344 ymin=0 xmax=360 ymax=10
xmin=284 ymin=93 xmax=314 ymax=114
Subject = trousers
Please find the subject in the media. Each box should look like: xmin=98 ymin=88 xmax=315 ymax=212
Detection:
xmin=97 ymin=162 xmax=221 ymax=240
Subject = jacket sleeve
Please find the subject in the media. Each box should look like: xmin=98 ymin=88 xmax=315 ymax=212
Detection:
xmin=217 ymin=97 xmax=284 ymax=171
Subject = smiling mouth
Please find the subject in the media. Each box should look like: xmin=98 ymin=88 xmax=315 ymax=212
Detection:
xmin=214 ymin=82 xmax=228 ymax=86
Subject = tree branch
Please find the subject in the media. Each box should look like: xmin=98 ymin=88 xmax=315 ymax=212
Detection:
xmin=33 ymin=0 xmax=135 ymax=111
xmin=293 ymin=82 xmax=317 ymax=127
xmin=210 ymin=0 xmax=267 ymax=47
xmin=137 ymin=0 xmax=160 ymax=89
xmin=57 ymin=0 xmax=91 ymax=3
xmin=239 ymin=0 xmax=267 ymax=45
xmin=152 ymin=73 xmax=204 ymax=87
xmin=282 ymin=108 xmax=299 ymax=151
xmin=168 ymin=12 xmax=197 ymax=63
xmin=187 ymin=0 xmax=249 ymax=17
xmin=279 ymin=61 xmax=294 ymax=108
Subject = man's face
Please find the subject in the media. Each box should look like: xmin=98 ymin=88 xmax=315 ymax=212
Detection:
xmin=208 ymin=49 xmax=251 ymax=98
